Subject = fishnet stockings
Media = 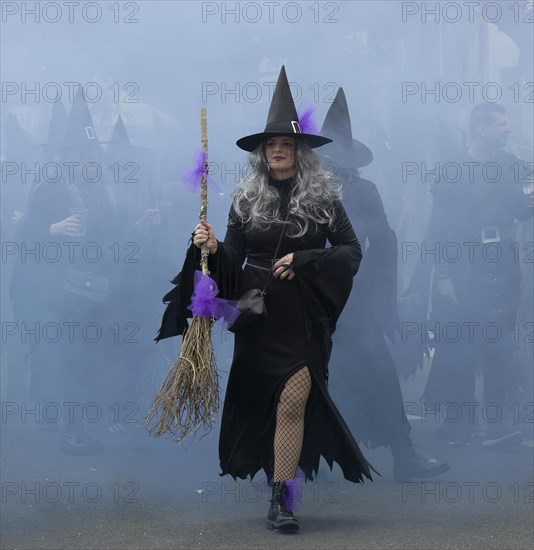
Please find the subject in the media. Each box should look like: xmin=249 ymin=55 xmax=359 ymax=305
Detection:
xmin=273 ymin=367 xmax=312 ymax=482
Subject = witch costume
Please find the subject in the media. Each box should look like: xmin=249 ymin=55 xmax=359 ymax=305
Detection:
xmin=321 ymin=88 xmax=449 ymax=482
xmin=156 ymin=68 xmax=375 ymax=526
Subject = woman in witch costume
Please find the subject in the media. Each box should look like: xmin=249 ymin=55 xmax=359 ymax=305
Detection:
xmin=157 ymin=67 xmax=375 ymax=531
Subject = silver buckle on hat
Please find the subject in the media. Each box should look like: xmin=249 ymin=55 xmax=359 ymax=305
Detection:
xmin=85 ymin=126 xmax=96 ymax=140
xmin=481 ymin=226 xmax=500 ymax=244
xmin=291 ymin=121 xmax=301 ymax=134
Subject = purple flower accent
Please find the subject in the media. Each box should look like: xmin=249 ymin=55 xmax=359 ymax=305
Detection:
xmin=188 ymin=271 xmax=240 ymax=325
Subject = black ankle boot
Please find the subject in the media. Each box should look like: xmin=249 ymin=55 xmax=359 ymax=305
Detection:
xmin=267 ymin=481 xmax=299 ymax=531
xmin=391 ymin=430 xmax=449 ymax=483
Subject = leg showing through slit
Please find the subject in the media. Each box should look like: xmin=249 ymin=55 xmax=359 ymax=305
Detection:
xmin=273 ymin=367 xmax=312 ymax=482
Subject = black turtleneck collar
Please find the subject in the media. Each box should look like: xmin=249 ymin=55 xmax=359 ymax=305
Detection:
xmin=268 ymin=176 xmax=295 ymax=190
xmin=267 ymin=177 xmax=293 ymax=218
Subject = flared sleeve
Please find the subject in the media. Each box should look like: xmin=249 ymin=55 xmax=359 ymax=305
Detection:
xmin=207 ymin=205 xmax=247 ymax=300
xmin=154 ymin=205 xmax=245 ymax=342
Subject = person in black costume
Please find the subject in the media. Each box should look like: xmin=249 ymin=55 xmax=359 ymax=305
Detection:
xmin=422 ymin=103 xmax=533 ymax=447
xmin=5 ymin=113 xmax=41 ymax=400
xmin=321 ymin=88 xmax=449 ymax=482
xmin=22 ymin=87 xmax=118 ymax=454
xmin=159 ymin=67 xmax=375 ymax=531
xmin=103 ymin=115 xmax=175 ymax=423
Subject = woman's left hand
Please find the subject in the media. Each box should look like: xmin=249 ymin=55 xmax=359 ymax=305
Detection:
xmin=273 ymin=253 xmax=295 ymax=280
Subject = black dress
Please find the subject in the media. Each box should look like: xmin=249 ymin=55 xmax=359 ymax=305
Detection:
xmin=157 ymin=177 xmax=375 ymax=483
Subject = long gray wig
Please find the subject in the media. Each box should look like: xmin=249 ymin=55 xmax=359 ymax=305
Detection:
xmin=232 ymin=140 xmax=342 ymax=238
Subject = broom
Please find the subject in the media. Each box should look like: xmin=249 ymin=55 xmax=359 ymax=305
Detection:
xmin=144 ymin=108 xmax=220 ymax=442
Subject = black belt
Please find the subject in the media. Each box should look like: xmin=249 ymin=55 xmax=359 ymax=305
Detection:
xmin=246 ymin=262 xmax=271 ymax=272
xmin=246 ymin=258 xmax=282 ymax=271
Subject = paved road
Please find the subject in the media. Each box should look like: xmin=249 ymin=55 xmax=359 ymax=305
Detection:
xmin=2 ymin=406 xmax=532 ymax=550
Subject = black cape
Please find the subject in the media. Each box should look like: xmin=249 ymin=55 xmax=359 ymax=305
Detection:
xmin=330 ymin=176 xmax=409 ymax=449
xmin=156 ymin=178 xmax=376 ymax=483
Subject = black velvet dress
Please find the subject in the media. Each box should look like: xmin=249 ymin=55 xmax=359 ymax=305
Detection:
xmin=156 ymin=177 xmax=375 ymax=483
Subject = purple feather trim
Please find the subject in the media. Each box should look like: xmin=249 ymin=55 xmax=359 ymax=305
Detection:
xmin=188 ymin=270 xmax=240 ymax=325
xmin=282 ymin=479 xmax=302 ymax=513
xmin=297 ymin=102 xmax=319 ymax=135
xmin=181 ymin=149 xmax=224 ymax=196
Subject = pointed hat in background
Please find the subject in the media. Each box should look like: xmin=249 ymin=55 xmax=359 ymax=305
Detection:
xmin=4 ymin=113 xmax=38 ymax=159
xmin=104 ymin=114 xmax=157 ymax=168
xmin=104 ymin=114 xmax=133 ymax=159
xmin=62 ymin=86 xmax=102 ymax=150
xmin=45 ymin=100 xmax=68 ymax=150
xmin=320 ymin=87 xmax=373 ymax=168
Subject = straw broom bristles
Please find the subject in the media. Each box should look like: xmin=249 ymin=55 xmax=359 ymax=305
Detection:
xmin=144 ymin=315 xmax=219 ymax=442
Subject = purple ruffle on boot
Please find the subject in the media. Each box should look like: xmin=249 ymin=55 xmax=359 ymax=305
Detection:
xmin=281 ymin=479 xmax=302 ymax=513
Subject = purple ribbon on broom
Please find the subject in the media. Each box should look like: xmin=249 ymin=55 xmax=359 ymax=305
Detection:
xmin=181 ymin=149 xmax=224 ymax=196
xmin=188 ymin=270 xmax=240 ymax=326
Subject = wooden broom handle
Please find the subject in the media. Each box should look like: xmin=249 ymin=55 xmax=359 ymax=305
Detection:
xmin=199 ymin=108 xmax=209 ymax=274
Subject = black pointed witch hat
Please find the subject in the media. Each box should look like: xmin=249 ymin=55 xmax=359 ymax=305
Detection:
xmin=5 ymin=113 xmax=38 ymax=156
xmin=46 ymin=100 xmax=68 ymax=150
xmin=236 ymin=66 xmax=332 ymax=152
xmin=104 ymin=114 xmax=132 ymax=159
xmin=105 ymin=114 xmax=158 ymax=170
xmin=31 ymin=100 xmax=68 ymax=155
xmin=62 ymin=86 xmax=102 ymax=150
xmin=320 ymin=87 xmax=373 ymax=168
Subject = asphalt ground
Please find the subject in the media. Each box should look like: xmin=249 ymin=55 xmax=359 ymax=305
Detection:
xmin=2 ymin=402 xmax=533 ymax=550
xmin=1 ymin=355 xmax=533 ymax=550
